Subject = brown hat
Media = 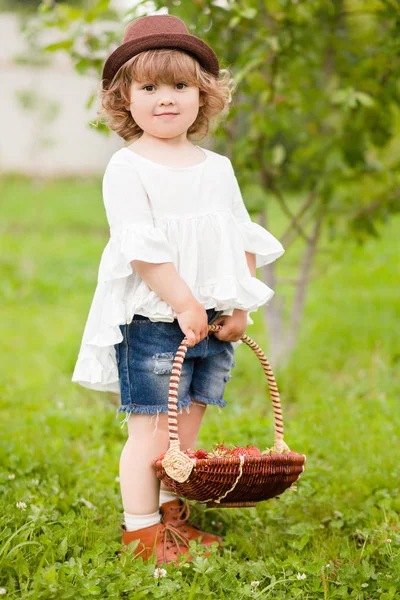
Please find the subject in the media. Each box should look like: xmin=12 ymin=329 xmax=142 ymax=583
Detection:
xmin=102 ymin=14 xmax=220 ymax=88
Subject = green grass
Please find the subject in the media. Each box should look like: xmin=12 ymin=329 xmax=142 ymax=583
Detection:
xmin=0 ymin=175 xmax=399 ymax=599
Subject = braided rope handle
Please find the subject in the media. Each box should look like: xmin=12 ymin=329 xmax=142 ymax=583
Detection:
xmin=160 ymin=324 xmax=290 ymax=483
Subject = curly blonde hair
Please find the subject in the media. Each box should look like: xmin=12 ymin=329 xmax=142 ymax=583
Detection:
xmin=99 ymin=48 xmax=236 ymax=142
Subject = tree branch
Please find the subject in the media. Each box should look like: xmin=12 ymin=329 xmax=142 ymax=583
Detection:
xmin=266 ymin=178 xmax=313 ymax=244
xmin=255 ymin=139 xmax=312 ymax=244
xmin=286 ymin=211 xmax=324 ymax=352
xmin=353 ymin=194 xmax=399 ymax=219
xmin=280 ymin=190 xmax=318 ymax=247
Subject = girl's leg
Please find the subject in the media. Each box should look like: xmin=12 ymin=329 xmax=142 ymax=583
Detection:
xmin=119 ymin=412 xmax=171 ymax=514
xmin=160 ymin=401 xmax=206 ymax=493
xmin=156 ymin=401 xmax=223 ymax=548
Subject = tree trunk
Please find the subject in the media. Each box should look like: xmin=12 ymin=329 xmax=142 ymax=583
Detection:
xmin=258 ymin=209 xmax=324 ymax=366
xmin=257 ymin=210 xmax=286 ymax=364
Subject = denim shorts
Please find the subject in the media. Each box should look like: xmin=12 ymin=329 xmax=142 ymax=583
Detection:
xmin=114 ymin=308 xmax=235 ymax=424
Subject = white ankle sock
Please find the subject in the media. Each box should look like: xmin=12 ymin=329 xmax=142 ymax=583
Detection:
xmin=159 ymin=489 xmax=179 ymax=505
xmin=124 ymin=510 xmax=161 ymax=532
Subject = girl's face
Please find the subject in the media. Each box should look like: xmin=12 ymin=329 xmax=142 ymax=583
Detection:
xmin=128 ymin=80 xmax=204 ymax=141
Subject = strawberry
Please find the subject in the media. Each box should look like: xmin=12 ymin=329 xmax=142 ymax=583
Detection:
xmin=184 ymin=450 xmax=196 ymax=459
xmin=209 ymin=443 xmax=232 ymax=457
xmin=231 ymin=447 xmax=248 ymax=457
xmin=194 ymin=449 xmax=209 ymax=459
xmin=245 ymin=446 xmax=262 ymax=457
xmin=231 ymin=446 xmax=262 ymax=457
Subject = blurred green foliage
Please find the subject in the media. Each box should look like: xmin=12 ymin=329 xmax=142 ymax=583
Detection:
xmin=0 ymin=0 xmax=84 ymax=13
xmin=22 ymin=0 xmax=400 ymax=357
xmin=31 ymin=0 xmax=400 ymax=241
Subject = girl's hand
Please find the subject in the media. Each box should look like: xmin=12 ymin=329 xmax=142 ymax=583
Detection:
xmin=176 ymin=300 xmax=209 ymax=347
xmin=212 ymin=309 xmax=248 ymax=342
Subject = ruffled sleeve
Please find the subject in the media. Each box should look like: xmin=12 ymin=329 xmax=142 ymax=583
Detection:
xmin=99 ymin=161 xmax=175 ymax=283
xmin=229 ymin=162 xmax=285 ymax=269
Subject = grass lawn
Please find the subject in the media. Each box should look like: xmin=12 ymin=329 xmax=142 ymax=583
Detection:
xmin=0 ymin=175 xmax=399 ymax=599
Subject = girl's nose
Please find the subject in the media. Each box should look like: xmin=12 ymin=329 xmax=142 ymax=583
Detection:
xmin=157 ymin=89 xmax=176 ymax=104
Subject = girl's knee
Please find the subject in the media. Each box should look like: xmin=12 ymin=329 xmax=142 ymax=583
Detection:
xmin=126 ymin=410 xmax=169 ymax=438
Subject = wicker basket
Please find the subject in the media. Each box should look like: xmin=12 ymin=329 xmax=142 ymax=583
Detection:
xmin=153 ymin=324 xmax=306 ymax=507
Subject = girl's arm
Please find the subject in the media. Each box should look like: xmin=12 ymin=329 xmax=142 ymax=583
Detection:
xmin=245 ymin=251 xmax=256 ymax=277
xmin=132 ymin=259 xmax=209 ymax=346
xmin=131 ymin=260 xmax=197 ymax=313
xmin=102 ymin=161 xmax=208 ymax=343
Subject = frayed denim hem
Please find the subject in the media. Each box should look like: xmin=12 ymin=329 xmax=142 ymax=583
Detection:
xmin=116 ymin=394 xmax=193 ymax=434
xmin=190 ymin=391 xmax=228 ymax=412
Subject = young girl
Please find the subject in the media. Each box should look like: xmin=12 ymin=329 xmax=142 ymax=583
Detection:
xmin=72 ymin=14 xmax=284 ymax=566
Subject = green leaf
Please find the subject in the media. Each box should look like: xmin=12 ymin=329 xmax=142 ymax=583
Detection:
xmin=43 ymin=39 xmax=74 ymax=52
xmin=272 ymin=144 xmax=287 ymax=166
xmin=86 ymin=0 xmax=111 ymax=22
xmin=228 ymin=15 xmax=241 ymax=28
xmin=56 ymin=536 xmax=68 ymax=559
xmin=267 ymin=36 xmax=280 ymax=52
xmin=43 ymin=565 xmax=58 ymax=583
xmin=85 ymin=92 xmax=97 ymax=111
xmin=355 ymin=91 xmax=375 ymax=107
xmin=238 ymin=7 xmax=257 ymax=20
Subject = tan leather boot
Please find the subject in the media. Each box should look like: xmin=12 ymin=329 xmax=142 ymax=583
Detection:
xmin=121 ymin=521 xmax=193 ymax=566
xmin=160 ymin=499 xmax=223 ymax=548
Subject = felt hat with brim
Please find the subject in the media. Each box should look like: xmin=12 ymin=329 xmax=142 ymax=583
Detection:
xmin=102 ymin=14 xmax=220 ymax=89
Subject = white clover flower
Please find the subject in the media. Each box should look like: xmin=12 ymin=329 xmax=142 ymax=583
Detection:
xmin=32 ymin=479 xmax=39 ymax=486
xmin=115 ymin=476 xmax=120 ymax=483
xmin=251 ymin=581 xmax=260 ymax=588
xmin=386 ymin=538 xmax=392 ymax=543
xmin=0 ymin=588 xmax=7 ymax=595
xmin=153 ymin=567 xmax=167 ymax=579
xmin=80 ymin=497 xmax=97 ymax=510
xmin=297 ymin=573 xmax=307 ymax=580
xmin=8 ymin=474 xmax=15 ymax=480
xmin=325 ymin=563 xmax=331 ymax=568
xmin=16 ymin=502 xmax=27 ymax=510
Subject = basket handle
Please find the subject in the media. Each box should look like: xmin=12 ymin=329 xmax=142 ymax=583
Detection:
xmin=164 ymin=324 xmax=289 ymax=464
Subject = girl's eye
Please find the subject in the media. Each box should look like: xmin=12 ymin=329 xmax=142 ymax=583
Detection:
xmin=142 ymin=83 xmax=187 ymax=91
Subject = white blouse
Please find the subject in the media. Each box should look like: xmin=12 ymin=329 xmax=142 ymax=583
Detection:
xmin=72 ymin=145 xmax=284 ymax=393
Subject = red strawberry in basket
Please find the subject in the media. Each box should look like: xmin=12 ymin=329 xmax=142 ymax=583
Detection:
xmin=184 ymin=448 xmax=197 ymax=459
xmin=208 ymin=443 xmax=232 ymax=457
xmin=231 ymin=447 xmax=248 ymax=457
xmin=232 ymin=446 xmax=262 ymax=457
xmin=194 ymin=449 xmax=209 ymax=459
xmin=245 ymin=446 xmax=262 ymax=457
